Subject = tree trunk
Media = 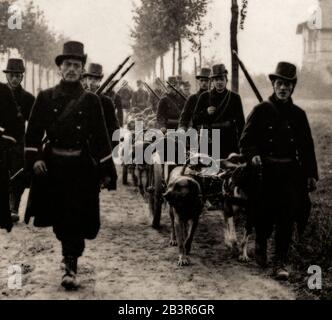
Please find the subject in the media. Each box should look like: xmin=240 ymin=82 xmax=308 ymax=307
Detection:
xmin=199 ymin=37 xmax=202 ymax=70
xmin=231 ymin=0 xmax=239 ymax=93
xmin=24 ymin=59 xmax=27 ymax=89
xmin=53 ymin=69 xmax=56 ymax=86
xmin=46 ymin=69 xmax=50 ymax=88
xmin=160 ymin=54 xmax=165 ymax=81
xmin=178 ymin=39 xmax=182 ymax=76
xmin=194 ymin=57 xmax=198 ymax=91
xmin=172 ymin=43 xmax=176 ymax=75
xmin=32 ymin=63 xmax=35 ymax=96
xmin=38 ymin=65 xmax=42 ymax=92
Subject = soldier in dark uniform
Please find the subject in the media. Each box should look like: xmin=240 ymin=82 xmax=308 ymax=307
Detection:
xmin=157 ymin=76 xmax=186 ymax=134
xmin=0 ymin=83 xmax=22 ymax=233
xmin=132 ymin=80 xmax=149 ymax=112
xmin=3 ymin=59 xmax=35 ymax=223
xmin=105 ymin=83 xmax=124 ymax=127
xmin=182 ymin=81 xmax=192 ymax=98
xmin=192 ymin=64 xmax=245 ymax=159
xmin=179 ymin=68 xmax=211 ymax=131
xmin=239 ymin=62 xmax=318 ymax=280
xmin=117 ymin=82 xmax=133 ymax=124
xmin=148 ymin=78 xmax=164 ymax=113
xmin=83 ymin=63 xmax=120 ymax=148
xmin=24 ymin=41 xmax=117 ymax=290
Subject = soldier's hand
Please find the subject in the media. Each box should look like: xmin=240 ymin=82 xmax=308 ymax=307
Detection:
xmin=252 ymin=155 xmax=262 ymax=167
xmin=207 ymin=106 xmax=216 ymax=115
xmin=307 ymin=177 xmax=317 ymax=192
xmin=101 ymin=175 xmax=117 ymax=191
xmin=160 ymin=127 xmax=167 ymax=135
xmin=33 ymin=160 xmax=47 ymax=176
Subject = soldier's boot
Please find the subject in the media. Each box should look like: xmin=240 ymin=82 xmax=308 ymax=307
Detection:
xmin=10 ymin=190 xmax=23 ymax=223
xmin=255 ymin=238 xmax=268 ymax=268
xmin=273 ymin=260 xmax=289 ymax=281
xmin=11 ymin=212 xmax=20 ymax=223
xmin=61 ymin=256 xmax=79 ymax=290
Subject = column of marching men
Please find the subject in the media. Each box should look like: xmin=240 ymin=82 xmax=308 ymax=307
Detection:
xmin=0 ymin=40 xmax=318 ymax=290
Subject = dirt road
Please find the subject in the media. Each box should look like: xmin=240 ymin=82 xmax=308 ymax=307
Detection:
xmin=0 ymin=167 xmax=296 ymax=300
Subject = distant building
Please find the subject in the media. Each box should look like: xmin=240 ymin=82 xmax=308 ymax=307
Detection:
xmin=296 ymin=0 xmax=332 ymax=82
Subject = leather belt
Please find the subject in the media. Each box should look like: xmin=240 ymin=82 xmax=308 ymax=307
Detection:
xmin=51 ymin=147 xmax=82 ymax=157
xmin=265 ymin=156 xmax=296 ymax=164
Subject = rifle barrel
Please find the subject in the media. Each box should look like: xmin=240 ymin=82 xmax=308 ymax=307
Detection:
xmin=232 ymin=50 xmax=263 ymax=102
xmin=107 ymin=62 xmax=135 ymax=92
xmin=166 ymin=81 xmax=187 ymax=102
xmin=144 ymin=82 xmax=160 ymax=101
xmin=96 ymin=55 xmax=131 ymax=95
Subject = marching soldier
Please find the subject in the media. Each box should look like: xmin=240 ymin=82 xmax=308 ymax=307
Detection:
xmin=117 ymin=83 xmax=133 ymax=124
xmin=105 ymin=83 xmax=124 ymax=127
xmin=24 ymin=41 xmax=117 ymax=290
xmin=239 ymin=62 xmax=318 ymax=280
xmin=192 ymin=64 xmax=245 ymax=158
xmin=3 ymin=59 xmax=35 ymax=223
xmin=132 ymin=80 xmax=149 ymax=112
xmin=157 ymin=76 xmax=186 ymax=133
xmin=148 ymin=78 xmax=164 ymax=113
xmin=182 ymin=81 xmax=192 ymax=98
xmin=179 ymin=68 xmax=211 ymax=131
xmin=0 ymin=82 xmax=22 ymax=232
xmin=83 ymin=63 xmax=120 ymax=147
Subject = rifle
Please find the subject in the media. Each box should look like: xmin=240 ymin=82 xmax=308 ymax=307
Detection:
xmin=232 ymin=50 xmax=263 ymax=102
xmin=105 ymin=62 xmax=135 ymax=93
xmin=143 ymin=82 xmax=161 ymax=101
xmin=96 ymin=55 xmax=131 ymax=95
xmin=166 ymin=81 xmax=187 ymax=102
xmin=156 ymin=78 xmax=168 ymax=94
xmin=115 ymin=80 xmax=128 ymax=95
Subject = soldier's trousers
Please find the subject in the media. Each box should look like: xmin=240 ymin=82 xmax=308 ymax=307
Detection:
xmin=9 ymin=185 xmax=25 ymax=214
xmin=60 ymin=236 xmax=85 ymax=258
xmin=8 ymin=143 xmax=26 ymax=214
xmin=253 ymin=162 xmax=306 ymax=263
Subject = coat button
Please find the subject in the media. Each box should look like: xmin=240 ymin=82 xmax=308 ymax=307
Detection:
xmin=77 ymin=125 xmax=81 ymax=130
xmin=54 ymin=108 xmax=58 ymax=113
xmin=269 ymin=139 xmax=273 ymax=142
xmin=268 ymin=126 xmax=273 ymax=129
xmin=78 ymin=111 xmax=82 ymax=115
xmin=290 ymin=138 xmax=294 ymax=142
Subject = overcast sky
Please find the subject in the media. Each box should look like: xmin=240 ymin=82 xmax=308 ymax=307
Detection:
xmin=16 ymin=0 xmax=318 ymax=76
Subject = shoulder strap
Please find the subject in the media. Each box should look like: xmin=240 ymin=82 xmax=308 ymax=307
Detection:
xmin=43 ymin=91 xmax=88 ymax=144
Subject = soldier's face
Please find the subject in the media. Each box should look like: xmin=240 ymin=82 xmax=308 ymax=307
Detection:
xmin=273 ymin=78 xmax=294 ymax=101
xmin=6 ymin=72 xmax=23 ymax=88
xmin=198 ymin=78 xmax=209 ymax=90
xmin=213 ymin=76 xmax=227 ymax=92
xmin=86 ymin=76 xmax=101 ymax=92
xmin=59 ymin=59 xmax=83 ymax=82
xmin=183 ymin=86 xmax=191 ymax=94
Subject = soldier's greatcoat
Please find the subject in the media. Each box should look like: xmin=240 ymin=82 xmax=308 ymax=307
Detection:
xmin=24 ymin=80 xmax=114 ymax=240
xmin=99 ymin=94 xmax=120 ymax=148
xmin=132 ymin=88 xmax=149 ymax=112
xmin=179 ymin=88 xmax=206 ymax=130
xmin=7 ymin=85 xmax=35 ymax=189
xmin=157 ymin=93 xmax=185 ymax=130
xmin=192 ymin=88 xmax=245 ymax=158
xmin=0 ymin=83 xmax=22 ymax=232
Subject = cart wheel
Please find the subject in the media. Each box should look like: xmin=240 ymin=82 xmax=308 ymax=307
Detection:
xmin=122 ymin=165 xmax=128 ymax=185
xmin=148 ymin=163 xmax=163 ymax=228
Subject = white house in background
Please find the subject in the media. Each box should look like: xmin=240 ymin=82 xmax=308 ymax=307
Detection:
xmin=296 ymin=0 xmax=332 ymax=82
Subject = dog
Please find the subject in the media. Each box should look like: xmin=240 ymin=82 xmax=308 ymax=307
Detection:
xmin=164 ymin=153 xmax=253 ymax=266
xmin=163 ymin=166 xmax=204 ymax=266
